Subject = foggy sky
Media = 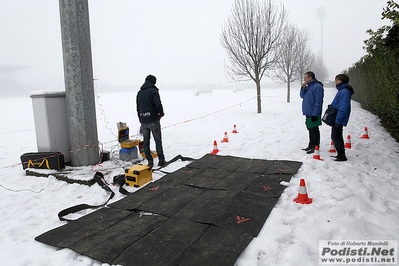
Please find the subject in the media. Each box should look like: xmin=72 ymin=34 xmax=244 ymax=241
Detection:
xmin=0 ymin=0 xmax=389 ymax=91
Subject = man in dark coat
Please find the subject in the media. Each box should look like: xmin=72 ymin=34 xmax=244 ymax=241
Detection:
xmin=136 ymin=75 xmax=165 ymax=167
xmin=300 ymin=71 xmax=324 ymax=153
xmin=330 ymin=73 xmax=355 ymax=161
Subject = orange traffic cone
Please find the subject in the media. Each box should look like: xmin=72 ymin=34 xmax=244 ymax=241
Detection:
xmin=345 ymin=135 xmax=352 ymax=149
xmin=329 ymin=140 xmax=336 ymax=153
xmin=360 ymin=127 xmax=370 ymax=139
xmin=221 ymin=132 xmax=229 ymax=143
xmin=294 ymin=178 xmax=313 ymax=204
xmin=312 ymin=145 xmax=322 ymax=160
xmin=211 ymin=140 xmax=219 ymax=154
xmin=232 ymin=124 xmax=238 ymax=133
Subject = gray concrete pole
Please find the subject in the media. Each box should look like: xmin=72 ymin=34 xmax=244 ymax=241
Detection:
xmin=59 ymin=0 xmax=99 ymax=166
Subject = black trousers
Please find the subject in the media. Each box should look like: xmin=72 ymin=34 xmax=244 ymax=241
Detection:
xmin=331 ymin=124 xmax=345 ymax=154
xmin=141 ymin=120 xmax=165 ymax=161
xmin=308 ymin=126 xmax=320 ymax=147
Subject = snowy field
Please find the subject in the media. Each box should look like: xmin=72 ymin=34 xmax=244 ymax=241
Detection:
xmin=0 ymin=84 xmax=398 ymax=265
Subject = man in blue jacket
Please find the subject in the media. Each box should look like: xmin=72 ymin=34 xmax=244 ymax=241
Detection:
xmin=300 ymin=71 xmax=324 ymax=154
xmin=331 ymin=74 xmax=354 ymax=161
xmin=136 ymin=75 xmax=166 ymax=168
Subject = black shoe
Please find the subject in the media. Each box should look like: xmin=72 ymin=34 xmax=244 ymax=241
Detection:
xmin=147 ymin=160 xmax=154 ymax=168
xmin=302 ymin=146 xmax=312 ymax=151
xmin=334 ymin=151 xmax=347 ymax=161
xmin=335 ymin=155 xmax=347 ymax=161
xmin=306 ymin=148 xmax=315 ymax=154
xmin=158 ymin=159 xmax=166 ymax=167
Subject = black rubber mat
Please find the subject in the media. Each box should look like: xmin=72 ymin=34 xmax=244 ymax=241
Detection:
xmin=135 ymin=185 xmax=205 ymax=217
xmin=172 ymin=225 xmax=253 ymax=266
xmin=213 ymin=190 xmax=281 ymax=237
xmin=35 ymin=154 xmax=302 ymax=266
xmin=35 ymin=207 xmax=132 ymax=248
xmin=183 ymin=153 xmax=223 ymax=169
xmin=108 ymin=181 xmax=173 ymax=211
xmin=211 ymin=171 xmax=260 ymax=191
xmin=182 ymin=167 xmax=234 ymax=189
xmin=69 ymin=213 xmax=169 ymax=263
xmin=112 ymin=218 xmax=209 ymax=266
xmin=155 ymin=166 xmax=205 ymax=186
xmin=208 ymin=155 xmax=248 ymax=172
xmin=264 ymin=160 xmax=303 ymax=175
xmin=173 ymin=189 xmax=237 ymax=224
xmin=243 ymin=174 xmax=293 ymax=197
xmin=235 ymin=158 xmax=276 ymax=173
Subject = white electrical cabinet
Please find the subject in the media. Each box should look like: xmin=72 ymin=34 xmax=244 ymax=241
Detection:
xmin=30 ymin=91 xmax=70 ymax=163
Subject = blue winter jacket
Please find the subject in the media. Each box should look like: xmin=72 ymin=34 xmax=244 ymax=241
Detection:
xmin=300 ymin=79 xmax=324 ymax=117
xmin=331 ymin=83 xmax=354 ymax=126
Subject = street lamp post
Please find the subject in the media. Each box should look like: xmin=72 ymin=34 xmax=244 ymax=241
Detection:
xmin=316 ymin=7 xmax=326 ymax=60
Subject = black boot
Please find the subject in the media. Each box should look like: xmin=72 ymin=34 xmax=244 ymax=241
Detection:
xmin=302 ymin=143 xmax=312 ymax=151
xmin=158 ymin=158 xmax=166 ymax=167
xmin=306 ymin=146 xmax=315 ymax=154
xmin=147 ymin=159 xmax=154 ymax=168
xmin=335 ymin=151 xmax=347 ymax=161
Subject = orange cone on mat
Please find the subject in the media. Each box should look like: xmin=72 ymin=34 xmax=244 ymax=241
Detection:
xmin=312 ymin=145 xmax=322 ymax=160
xmin=360 ymin=127 xmax=370 ymax=139
xmin=345 ymin=135 xmax=352 ymax=149
xmin=329 ymin=140 xmax=336 ymax=153
xmin=232 ymin=124 xmax=238 ymax=133
xmin=221 ymin=132 xmax=229 ymax=143
xmin=294 ymin=178 xmax=313 ymax=204
xmin=211 ymin=140 xmax=219 ymax=154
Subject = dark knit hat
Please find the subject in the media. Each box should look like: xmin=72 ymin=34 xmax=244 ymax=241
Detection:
xmin=145 ymin=75 xmax=157 ymax=85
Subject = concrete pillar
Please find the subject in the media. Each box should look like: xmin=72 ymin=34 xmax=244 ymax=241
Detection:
xmin=59 ymin=0 xmax=99 ymax=166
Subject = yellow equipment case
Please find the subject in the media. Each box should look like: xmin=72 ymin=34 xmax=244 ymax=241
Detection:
xmin=118 ymin=127 xmax=140 ymax=149
xmin=138 ymin=141 xmax=158 ymax=159
xmin=125 ymin=164 xmax=152 ymax=187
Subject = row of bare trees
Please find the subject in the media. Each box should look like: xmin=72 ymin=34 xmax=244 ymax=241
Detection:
xmin=220 ymin=0 xmax=328 ymax=112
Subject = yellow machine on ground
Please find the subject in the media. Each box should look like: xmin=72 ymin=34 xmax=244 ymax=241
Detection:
xmin=117 ymin=122 xmax=157 ymax=160
xmin=124 ymin=164 xmax=152 ymax=187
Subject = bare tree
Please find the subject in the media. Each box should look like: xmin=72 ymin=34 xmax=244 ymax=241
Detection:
xmin=221 ymin=0 xmax=287 ymax=113
xmin=272 ymin=24 xmax=301 ymax=103
xmin=294 ymin=30 xmax=315 ymax=81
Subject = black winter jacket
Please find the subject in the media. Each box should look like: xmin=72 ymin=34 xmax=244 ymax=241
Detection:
xmin=136 ymin=80 xmax=164 ymax=124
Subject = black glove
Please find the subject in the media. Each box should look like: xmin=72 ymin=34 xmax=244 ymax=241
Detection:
xmin=311 ymin=116 xmax=318 ymax=122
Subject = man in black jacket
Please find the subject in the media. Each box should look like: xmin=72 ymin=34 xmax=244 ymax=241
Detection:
xmin=136 ymin=75 xmax=165 ymax=167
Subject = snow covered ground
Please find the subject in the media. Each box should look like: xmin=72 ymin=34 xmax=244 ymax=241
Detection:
xmin=0 ymin=84 xmax=398 ymax=265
